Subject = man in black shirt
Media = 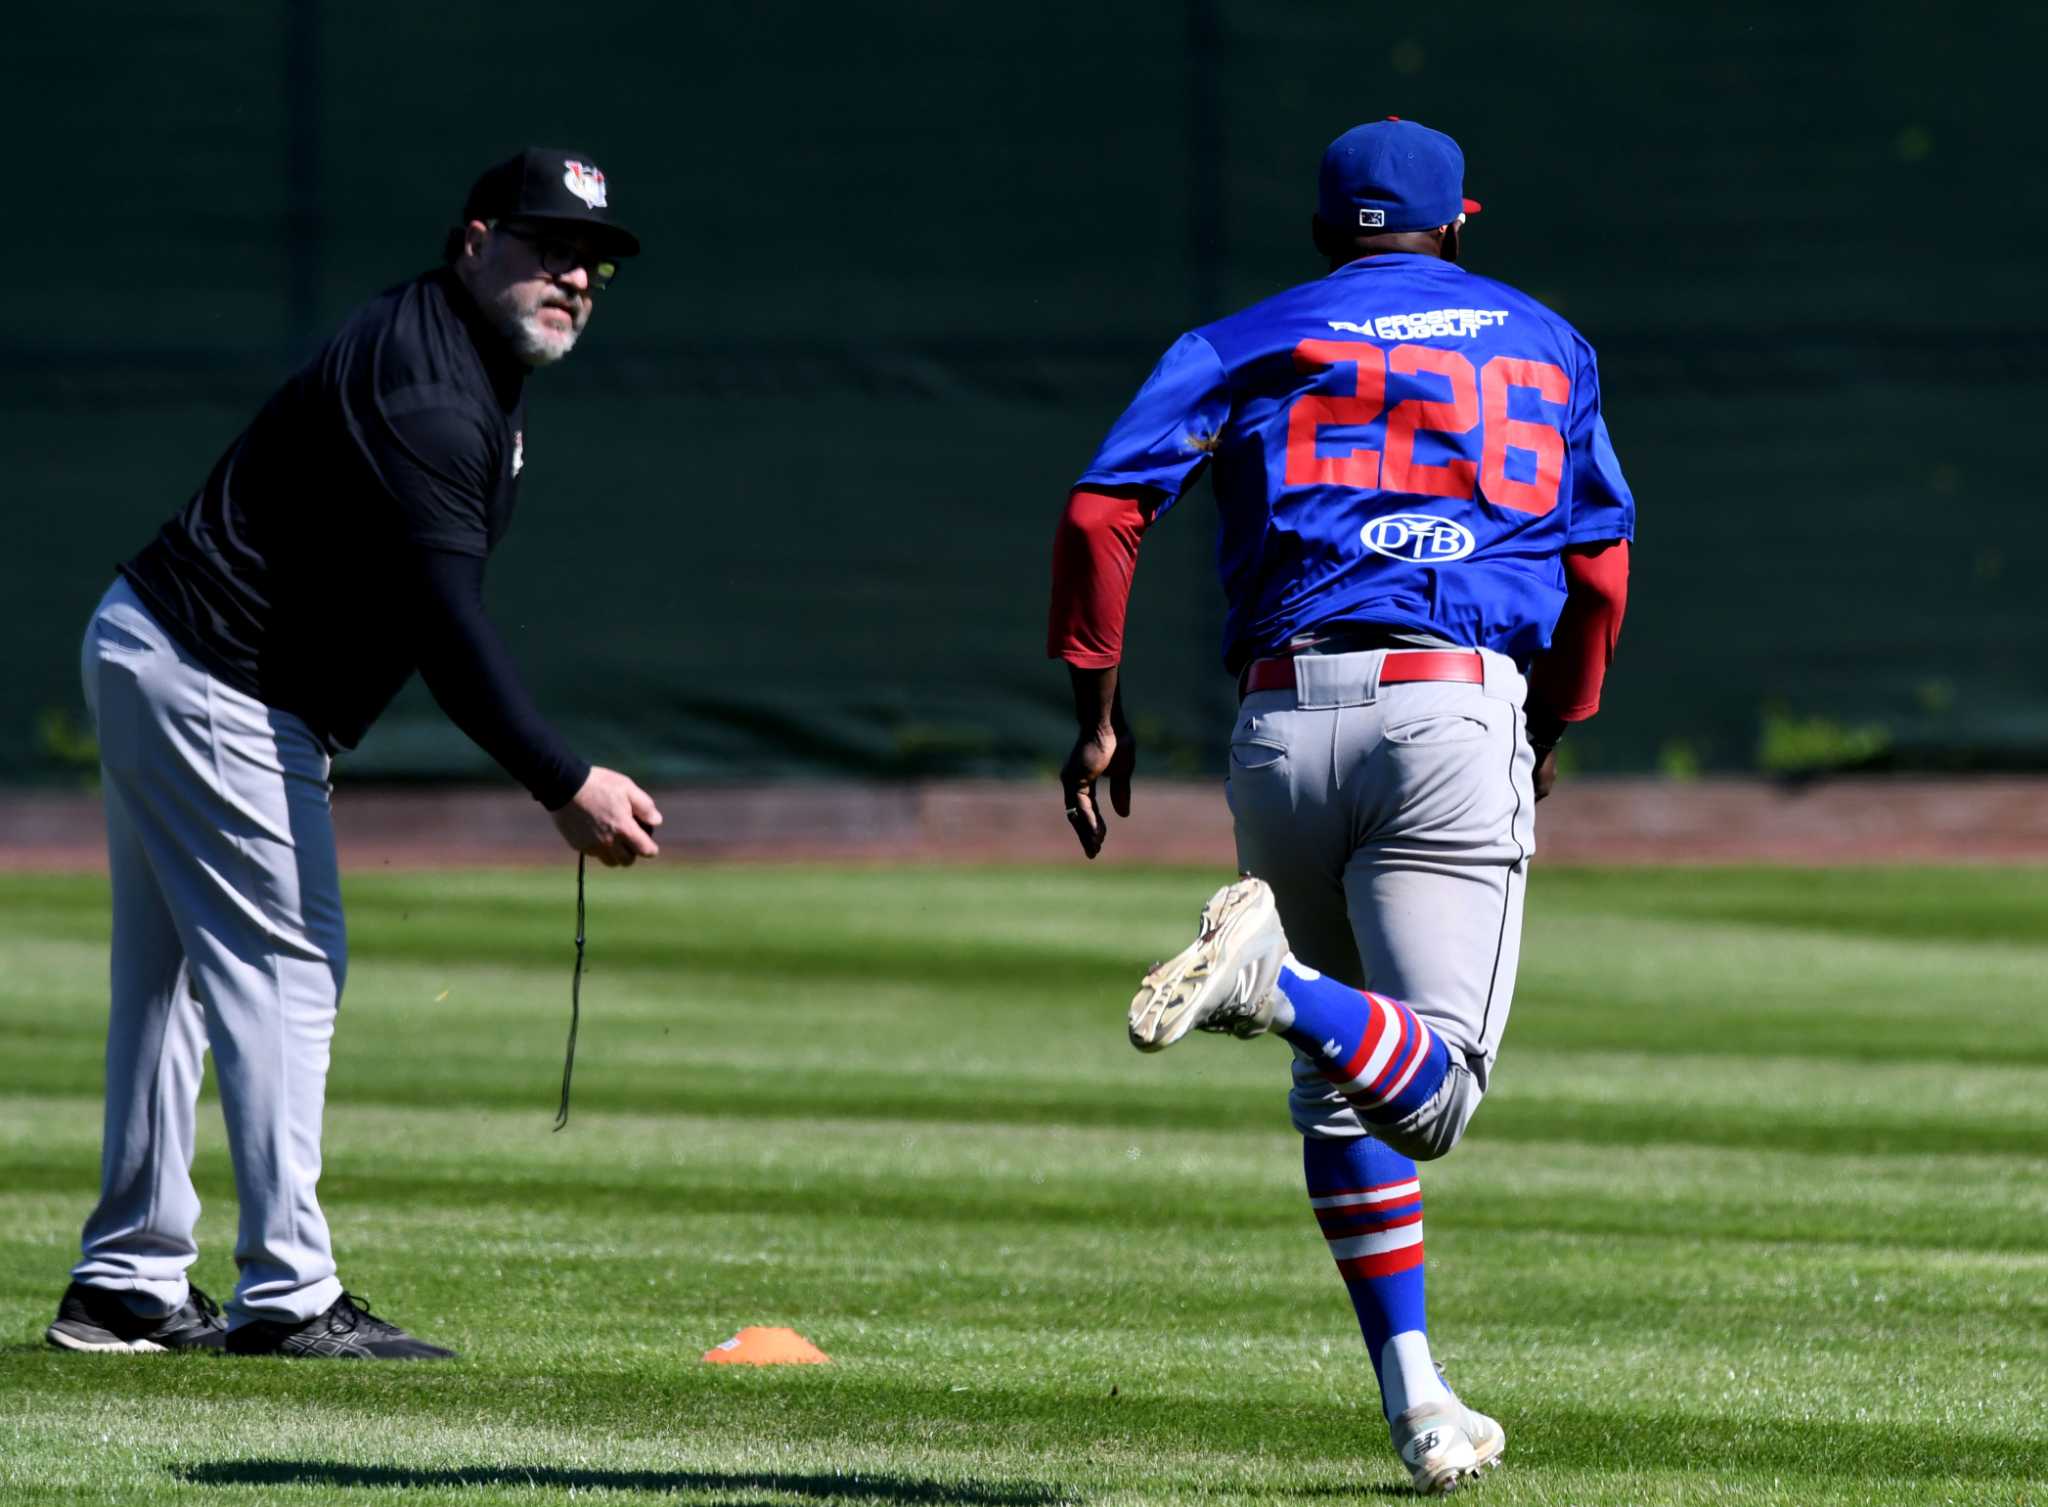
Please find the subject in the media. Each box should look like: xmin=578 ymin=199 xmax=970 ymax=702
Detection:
xmin=47 ymin=149 xmax=658 ymax=1359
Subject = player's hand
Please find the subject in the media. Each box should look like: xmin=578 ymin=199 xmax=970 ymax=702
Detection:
xmin=1060 ymin=707 xmax=1136 ymax=861
xmin=551 ymin=767 xmax=663 ymax=866
xmin=1533 ymin=745 xmax=1560 ymax=801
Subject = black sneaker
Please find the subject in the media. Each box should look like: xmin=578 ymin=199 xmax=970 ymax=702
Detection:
xmin=45 ymin=1280 xmax=227 ymax=1353
xmin=224 ymin=1291 xmax=456 ymax=1359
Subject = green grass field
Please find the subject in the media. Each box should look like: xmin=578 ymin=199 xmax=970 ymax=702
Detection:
xmin=1 ymin=864 xmax=2043 ymax=1507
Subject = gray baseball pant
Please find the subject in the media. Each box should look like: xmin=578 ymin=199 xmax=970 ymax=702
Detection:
xmin=1226 ymin=647 xmax=1536 ymax=1160
xmin=73 ymin=578 xmax=345 ymax=1325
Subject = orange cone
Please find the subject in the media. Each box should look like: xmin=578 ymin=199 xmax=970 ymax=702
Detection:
xmin=701 ymin=1326 xmax=831 ymax=1365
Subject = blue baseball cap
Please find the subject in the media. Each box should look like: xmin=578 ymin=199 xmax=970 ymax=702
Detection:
xmin=1317 ymin=118 xmax=1482 ymax=235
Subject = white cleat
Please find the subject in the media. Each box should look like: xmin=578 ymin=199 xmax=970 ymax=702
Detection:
xmin=1127 ymin=876 xmax=1289 ymax=1052
xmin=1391 ymin=1397 xmax=1506 ymax=1495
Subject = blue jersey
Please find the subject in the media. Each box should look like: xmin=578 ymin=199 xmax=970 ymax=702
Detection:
xmin=1077 ymin=253 xmax=1634 ymax=670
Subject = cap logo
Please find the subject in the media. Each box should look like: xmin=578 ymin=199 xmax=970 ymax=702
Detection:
xmin=562 ymin=160 xmax=608 ymax=210
xmin=1357 ymin=208 xmax=1386 ymax=228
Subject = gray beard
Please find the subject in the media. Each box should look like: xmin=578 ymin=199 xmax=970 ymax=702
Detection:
xmin=502 ymin=311 xmax=578 ymax=368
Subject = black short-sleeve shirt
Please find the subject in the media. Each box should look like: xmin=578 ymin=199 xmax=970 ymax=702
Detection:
xmin=123 ymin=268 xmax=529 ymax=750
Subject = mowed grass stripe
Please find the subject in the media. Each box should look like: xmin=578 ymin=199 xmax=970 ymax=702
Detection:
xmin=7 ymin=1159 xmax=2039 ymax=1382
xmin=5 ymin=1091 xmax=2043 ymax=1253
xmin=0 ymin=864 xmax=2042 ymax=1506
xmin=4 ymin=867 xmax=2044 ymax=1065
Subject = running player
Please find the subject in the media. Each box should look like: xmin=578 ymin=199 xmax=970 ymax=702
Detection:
xmin=1049 ymin=118 xmax=1632 ymax=1493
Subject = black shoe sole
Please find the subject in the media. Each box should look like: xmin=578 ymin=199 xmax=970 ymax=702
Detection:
xmin=224 ymin=1335 xmax=457 ymax=1360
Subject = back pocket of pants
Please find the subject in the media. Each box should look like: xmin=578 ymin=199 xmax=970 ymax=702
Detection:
xmin=94 ymin=614 xmax=163 ymax=658
xmin=1383 ymin=713 xmax=1492 ymax=745
xmin=1230 ymin=738 xmax=1288 ymax=771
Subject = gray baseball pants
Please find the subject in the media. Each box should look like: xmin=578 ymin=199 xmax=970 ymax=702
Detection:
xmin=1226 ymin=647 xmax=1536 ymax=1159
xmin=73 ymin=578 xmax=345 ymax=1324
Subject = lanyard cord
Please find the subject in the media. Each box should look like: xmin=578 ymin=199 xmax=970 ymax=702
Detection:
xmin=554 ymin=853 xmax=586 ymax=1132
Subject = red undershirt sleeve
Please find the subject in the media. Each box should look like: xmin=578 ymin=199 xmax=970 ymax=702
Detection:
xmin=1528 ymin=539 xmax=1630 ymax=725
xmin=1047 ymin=488 xmax=1154 ymax=668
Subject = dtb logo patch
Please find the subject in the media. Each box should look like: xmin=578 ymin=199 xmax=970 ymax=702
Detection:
xmin=562 ymin=160 xmax=608 ymax=209
xmin=1362 ymin=513 xmax=1474 ymax=563
xmin=1357 ymin=208 xmax=1386 ymax=228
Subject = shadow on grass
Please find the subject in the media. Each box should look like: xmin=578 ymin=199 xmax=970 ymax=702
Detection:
xmin=175 ymin=1462 xmax=1070 ymax=1503
xmin=143 ymin=1389 xmax=2048 ymax=1490
xmin=1279 ymin=1486 xmax=1412 ymax=1501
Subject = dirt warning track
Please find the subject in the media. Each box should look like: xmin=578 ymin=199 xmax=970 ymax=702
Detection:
xmin=5 ymin=778 xmax=2047 ymax=871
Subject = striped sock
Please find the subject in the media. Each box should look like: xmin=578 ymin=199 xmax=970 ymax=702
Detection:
xmin=1304 ymin=1135 xmax=1450 ymax=1421
xmin=1275 ymin=961 xmax=1450 ymax=1127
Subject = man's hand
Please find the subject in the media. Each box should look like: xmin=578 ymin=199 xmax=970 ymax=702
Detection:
xmin=1061 ymin=721 xmax=1135 ymax=859
xmin=1058 ymin=663 xmax=1136 ymax=859
xmin=1525 ymin=705 xmax=1567 ymax=803
xmin=551 ymin=767 xmax=663 ymax=866
xmin=1061 ymin=708 xmax=1135 ymax=861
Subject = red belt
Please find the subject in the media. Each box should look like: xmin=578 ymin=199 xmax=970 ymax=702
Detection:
xmin=1239 ymin=649 xmax=1484 ymax=701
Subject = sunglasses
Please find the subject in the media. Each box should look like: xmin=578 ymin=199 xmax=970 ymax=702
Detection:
xmin=494 ymin=223 xmax=619 ymax=290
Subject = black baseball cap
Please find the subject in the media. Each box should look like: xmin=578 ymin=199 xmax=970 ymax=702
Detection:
xmin=460 ymin=148 xmax=641 ymax=257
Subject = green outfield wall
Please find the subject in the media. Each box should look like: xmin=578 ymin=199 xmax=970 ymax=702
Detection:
xmin=6 ymin=1 xmax=2043 ymax=784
